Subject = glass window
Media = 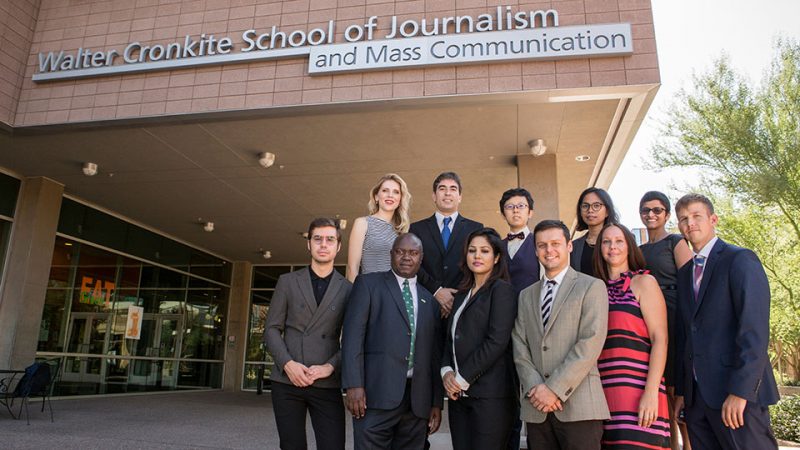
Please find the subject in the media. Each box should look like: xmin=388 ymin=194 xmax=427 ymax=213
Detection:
xmin=0 ymin=172 xmax=21 ymax=218
xmin=0 ymin=220 xmax=13 ymax=283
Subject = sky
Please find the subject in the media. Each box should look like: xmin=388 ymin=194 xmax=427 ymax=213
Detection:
xmin=608 ymin=0 xmax=800 ymax=229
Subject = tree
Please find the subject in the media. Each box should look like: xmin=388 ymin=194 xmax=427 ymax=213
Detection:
xmin=652 ymin=38 xmax=800 ymax=381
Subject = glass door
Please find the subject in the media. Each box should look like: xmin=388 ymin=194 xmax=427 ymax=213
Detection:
xmin=62 ymin=312 xmax=110 ymax=383
xmin=128 ymin=313 xmax=183 ymax=389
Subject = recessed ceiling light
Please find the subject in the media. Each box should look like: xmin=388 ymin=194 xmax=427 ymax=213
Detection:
xmin=82 ymin=162 xmax=98 ymax=176
xmin=258 ymin=152 xmax=276 ymax=168
xmin=575 ymin=155 xmax=591 ymax=162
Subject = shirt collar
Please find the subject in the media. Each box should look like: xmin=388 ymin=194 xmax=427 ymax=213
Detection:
xmin=694 ymin=236 xmax=718 ymax=259
xmin=435 ymin=211 xmax=459 ymax=228
xmin=309 ymin=266 xmax=334 ymax=281
xmin=392 ymin=270 xmax=418 ymax=286
xmin=511 ymin=226 xmax=531 ymax=239
xmin=543 ymin=265 xmax=569 ymax=285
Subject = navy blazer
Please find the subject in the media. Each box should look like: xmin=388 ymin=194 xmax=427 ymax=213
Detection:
xmin=442 ymin=279 xmax=518 ymax=398
xmin=674 ymin=238 xmax=779 ymax=408
xmin=504 ymin=234 xmax=540 ymax=296
xmin=341 ymin=271 xmax=444 ymax=418
xmin=409 ymin=214 xmax=483 ymax=294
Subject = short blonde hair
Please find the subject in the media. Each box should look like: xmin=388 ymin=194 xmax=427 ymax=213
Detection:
xmin=368 ymin=173 xmax=412 ymax=233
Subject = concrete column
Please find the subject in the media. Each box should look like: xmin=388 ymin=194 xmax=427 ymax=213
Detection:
xmin=0 ymin=177 xmax=64 ymax=369
xmin=517 ymin=154 xmax=560 ymax=221
xmin=223 ymin=260 xmax=252 ymax=391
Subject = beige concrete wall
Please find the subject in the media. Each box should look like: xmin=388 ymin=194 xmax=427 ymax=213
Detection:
xmin=0 ymin=177 xmax=63 ymax=369
xmin=0 ymin=0 xmax=40 ymax=127
xmin=11 ymin=0 xmax=659 ymax=127
xmin=223 ymin=260 xmax=252 ymax=392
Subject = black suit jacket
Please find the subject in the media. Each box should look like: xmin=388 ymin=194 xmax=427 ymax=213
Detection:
xmin=409 ymin=214 xmax=483 ymax=295
xmin=341 ymin=271 xmax=444 ymax=418
xmin=674 ymin=238 xmax=779 ymax=408
xmin=443 ymin=279 xmax=518 ymax=398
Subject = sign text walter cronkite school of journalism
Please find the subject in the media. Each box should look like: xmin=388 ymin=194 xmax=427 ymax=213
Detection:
xmin=33 ymin=7 xmax=633 ymax=82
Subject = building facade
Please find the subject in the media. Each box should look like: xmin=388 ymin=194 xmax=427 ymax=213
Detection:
xmin=0 ymin=0 xmax=659 ymax=395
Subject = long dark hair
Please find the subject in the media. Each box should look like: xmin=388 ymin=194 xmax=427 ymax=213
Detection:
xmin=458 ymin=228 xmax=510 ymax=292
xmin=593 ymin=223 xmax=647 ymax=282
xmin=575 ymin=187 xmax=620 ymax=232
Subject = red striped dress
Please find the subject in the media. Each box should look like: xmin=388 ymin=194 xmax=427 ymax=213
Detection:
xmin=599 ymin=270 xmax=670 ymax=450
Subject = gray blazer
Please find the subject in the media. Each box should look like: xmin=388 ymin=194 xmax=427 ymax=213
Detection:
xmin=512 ymin=267 xmax=610 ymax=423
xmin=265 ymin=267 xmax=352 ymax=388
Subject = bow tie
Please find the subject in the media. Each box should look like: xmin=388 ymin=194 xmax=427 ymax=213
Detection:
xmin=507 ymin=232 xmax=525 ymax=241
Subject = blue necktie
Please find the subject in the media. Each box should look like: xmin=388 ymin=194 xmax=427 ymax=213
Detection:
xmin=442 ymin=217 xmax=452 ymax=248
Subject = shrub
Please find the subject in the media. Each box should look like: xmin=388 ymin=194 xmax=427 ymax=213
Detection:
xmin=771 ymin=395 xmax=800 ymax=442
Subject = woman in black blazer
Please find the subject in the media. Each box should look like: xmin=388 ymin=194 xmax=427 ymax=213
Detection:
xmin=441 ymin=228 xmax=518 ymax=450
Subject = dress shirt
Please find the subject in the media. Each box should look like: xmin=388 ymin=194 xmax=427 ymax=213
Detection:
xmin=441 ymin=289 xmax=473 ymax=390
xmin=393 ymin=270 xmax=419 ymax=378
xmin=541 ymin=266 xmax=569 ymax=309
xmin=692 ymin=236 xmax=718 ymax=285
xmin=507 ymin=227 xmax=531 ymax=259
xmin=435 ymin=211 xmax=459 ymax=233
xmin=309 ymin=267 xmax=333 ymax=305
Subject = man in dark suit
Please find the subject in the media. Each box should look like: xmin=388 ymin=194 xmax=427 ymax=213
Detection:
xmin=265 ymin=218 xmax=353 ymax=450
xmin=673 ymin=194 xmax=779 ymax=450
xmin=409 ymin=172 xmax=483 ymax=318
xmin=342 ymin=233 xmax=443 ymax=449
xmin=499 ymin=187 xmax=541 ymax=450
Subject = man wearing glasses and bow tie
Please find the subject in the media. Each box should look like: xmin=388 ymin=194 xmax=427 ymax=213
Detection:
xmin=499 ymin=187 xmax=542 ymax=450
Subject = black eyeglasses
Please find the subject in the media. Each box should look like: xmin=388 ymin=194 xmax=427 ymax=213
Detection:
xmin=580 ymin=202 xmax=605 ymax=212
xmin=640 ymin=207 xmax=666 ymax=216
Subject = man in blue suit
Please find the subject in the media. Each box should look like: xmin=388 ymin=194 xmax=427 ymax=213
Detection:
xmin=673 ymin=193 xmax=779 ymax=450
xmin=342 ymin=233 xmax=443 ymax=449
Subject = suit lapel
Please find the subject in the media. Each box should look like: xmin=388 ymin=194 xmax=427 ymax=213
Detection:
xmin=544 ymin=269 xmax=577 ymax=336
xmin=529 ymin=282 xmax=544 ymax=334
xmin=295 ymin=268 xmax=318 ymax=315
xmin=425 ymin=215 xmax=446 ymax=255
xmin=306 ymin=271 xmax=343 ymax=330
xmin=384 ymin=272 xmax=411 ymax=330
xmin=694 ymin=239 xmax=725 ymax=316
xmin=447 ymin=215 xmax=468 ymax=254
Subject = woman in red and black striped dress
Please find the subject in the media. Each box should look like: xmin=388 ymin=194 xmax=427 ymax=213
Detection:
xmin=593 ymin=223 xmax=671 ymax=450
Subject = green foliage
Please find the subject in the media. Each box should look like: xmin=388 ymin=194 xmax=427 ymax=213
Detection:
xmin=652 ymin=38 xmax=800 ymax=383
xmin=770 ymin=394 xmax=800 ymax=442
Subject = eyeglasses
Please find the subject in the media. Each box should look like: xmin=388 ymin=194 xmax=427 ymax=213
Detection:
xmin=311 ymin=236 xmax=338 ymax=244
xmin=580 ymin=202 xmax=605 ymax=212
xmin=640 ymin=207 xmax=666 ymax=216
xmin=504 ymin=203 xmax=529 ymax=211
xmin=392 ymin=249 xmax=420 ymax=258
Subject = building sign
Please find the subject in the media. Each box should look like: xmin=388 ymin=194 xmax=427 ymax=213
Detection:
xmin=79 ymin=276 xmax=115 ymax=307
xmin=33 ymin=7 xmax=633 ymax=82
xmin=125 ymin=305 xmax=144 ymax=340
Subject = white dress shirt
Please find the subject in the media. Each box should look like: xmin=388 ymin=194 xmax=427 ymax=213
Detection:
xmin=441 ymin=289 xmax=473 ymax=390
xmin=393 ymin=271 xmax=419 ymax=378
xmin=693 ymin=236 xmax=718 ymax=285
xmin=507 ymin=226 xmax=531 ymax=259
xmin=435 ymin=211 xmax=459 ymax=233
xmin=541 ymin=266 xmax=569 ymax=309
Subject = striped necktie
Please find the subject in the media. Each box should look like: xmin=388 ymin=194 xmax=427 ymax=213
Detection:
xmin=542 ymin=280 xmax=557 ymax=327
xmin=693 ymin=255 xmax=706 ymax=300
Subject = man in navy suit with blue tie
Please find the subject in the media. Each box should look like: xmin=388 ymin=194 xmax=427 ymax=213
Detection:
xmin=673 ymin=194 xmax=779 ymax=450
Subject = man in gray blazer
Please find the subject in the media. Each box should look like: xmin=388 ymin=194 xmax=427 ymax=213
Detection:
xmin=265 ymin=218 xmax=353 ymax=450
xmin=512 ymin=220 xmax=609 ymax=450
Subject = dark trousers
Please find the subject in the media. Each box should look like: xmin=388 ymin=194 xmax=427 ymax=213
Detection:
xmin=507 ymin=400 xmax=522 ymax=450
xmin=525 ymin=414 xmax=603 ymax=450
xmin=271 ymin=381 xmax=345 ymax=450
xmin=353 ymin=381 xmax=427 ymax=450
xmin=448 ymin=395 xmax=515 ymax=450
xmin=685 ymin=383 xmax=778 ymax=450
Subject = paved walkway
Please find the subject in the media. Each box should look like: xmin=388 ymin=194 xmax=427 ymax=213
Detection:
xmin=0 ymin=391 xmax=796 ymax=449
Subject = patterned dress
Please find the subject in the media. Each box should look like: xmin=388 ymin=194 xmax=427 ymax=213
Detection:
xmin=599 ymin=270 xmax=670 ymax=449
xmin=359 ymin=215 xmax=397 ymax=274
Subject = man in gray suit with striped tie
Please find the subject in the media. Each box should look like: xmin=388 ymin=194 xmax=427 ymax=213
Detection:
xmin=512 ymin=220 xmax=609 ymax=450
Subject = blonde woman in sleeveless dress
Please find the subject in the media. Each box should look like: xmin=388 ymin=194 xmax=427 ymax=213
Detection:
xmin=346 ymin=174 xmax=412 ymax=282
